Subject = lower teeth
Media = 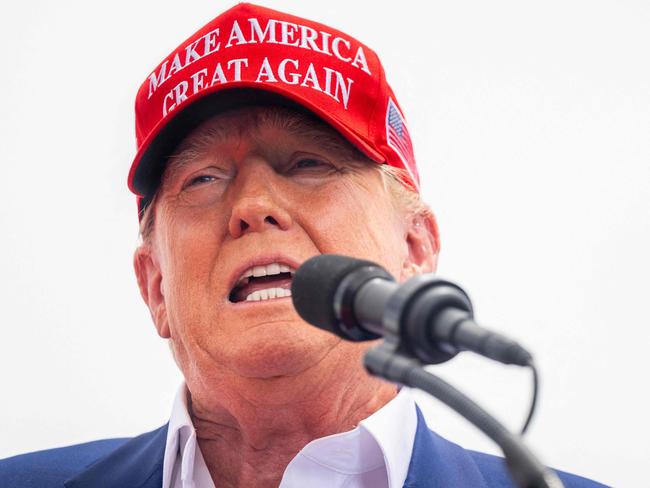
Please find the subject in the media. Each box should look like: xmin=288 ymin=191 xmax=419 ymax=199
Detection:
xmin=246 ymin=287 xmax=292 ymax=302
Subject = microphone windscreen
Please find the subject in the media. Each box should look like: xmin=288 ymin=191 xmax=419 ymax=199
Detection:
xmin=291 ymin=254 xmax=378 ymax=334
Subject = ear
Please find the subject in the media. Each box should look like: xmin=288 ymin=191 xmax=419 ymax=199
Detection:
xmin=133 ymin=245 xmax=170 ymax=339
xmin=400 ymin=210 xmax=441 ymax=281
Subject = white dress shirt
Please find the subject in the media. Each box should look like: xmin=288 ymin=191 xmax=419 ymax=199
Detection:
xmin=162 ymin=383 xmax=418 ymax=488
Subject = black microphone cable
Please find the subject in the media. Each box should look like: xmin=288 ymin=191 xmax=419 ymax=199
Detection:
xmin=522 ymin=362 xmax=539 ymax=435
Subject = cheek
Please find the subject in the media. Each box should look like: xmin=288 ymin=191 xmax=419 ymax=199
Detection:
xmin=160 ymin=206 xmax=225 ymax=278
xmin=294 ymin=178 xmax=408 ymax=275
xmin=157 ymin=213 xmax=226 ymax=333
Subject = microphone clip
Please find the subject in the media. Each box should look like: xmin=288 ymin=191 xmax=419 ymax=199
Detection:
xmin=381 ymin=274 xmax=473 ymax=364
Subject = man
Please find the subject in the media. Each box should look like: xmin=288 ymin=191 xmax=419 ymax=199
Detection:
xmin=0 ymin=3 xmax=604 ymax=487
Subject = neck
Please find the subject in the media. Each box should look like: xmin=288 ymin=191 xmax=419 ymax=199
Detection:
xmin=188 ymin=356 xmax=397 ymax=488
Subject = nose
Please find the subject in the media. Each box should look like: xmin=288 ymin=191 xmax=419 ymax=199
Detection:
xmin=227 ymin=164 xmax=293 ymax=239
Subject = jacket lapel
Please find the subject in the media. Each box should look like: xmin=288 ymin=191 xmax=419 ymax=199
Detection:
xmin=64 ymin=424 xmax=168 ymax=488
xmin=404 ymin=408 xmax=488 ymax=488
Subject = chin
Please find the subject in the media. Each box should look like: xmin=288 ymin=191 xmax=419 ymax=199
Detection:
xmin=226 ymin=321 xmax=341 ymax=379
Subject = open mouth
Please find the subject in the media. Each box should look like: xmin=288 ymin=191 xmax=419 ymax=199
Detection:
xmin=229 ymin=263 xmax=295 ymax=303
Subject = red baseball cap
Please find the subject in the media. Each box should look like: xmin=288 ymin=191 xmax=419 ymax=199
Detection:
xmin=128 ymin=2 xmax=419 ymax=215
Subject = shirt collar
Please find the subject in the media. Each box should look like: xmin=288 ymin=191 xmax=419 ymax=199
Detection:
xmin=284 ymin=387 xmax=417 ymax=488
xmin=162 ymin=382 xmax=214 ymax=488
xmin=360 ymin=386 xmax=418 ymax=487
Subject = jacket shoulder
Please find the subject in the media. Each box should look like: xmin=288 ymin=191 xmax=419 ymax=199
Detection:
xmin=0 ymin=438 xmax=130 ymax=488
xmin=467 ymin=449 xmax=610 ymax=488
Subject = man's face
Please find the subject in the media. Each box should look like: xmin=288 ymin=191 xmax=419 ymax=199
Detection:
xmin=135 ymin=106 xmax=436 ymax=385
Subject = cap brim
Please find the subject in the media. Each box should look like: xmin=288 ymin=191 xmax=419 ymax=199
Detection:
xmin=128 ymin=83 xmax=386 ymax=210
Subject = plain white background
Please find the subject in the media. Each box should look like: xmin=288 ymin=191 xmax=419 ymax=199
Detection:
xmin=1 ymin=1 xmax=648 ymax=486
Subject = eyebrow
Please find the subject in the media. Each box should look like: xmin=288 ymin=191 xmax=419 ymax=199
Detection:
xmin=271 ymin=111 xmax=367 ymax=163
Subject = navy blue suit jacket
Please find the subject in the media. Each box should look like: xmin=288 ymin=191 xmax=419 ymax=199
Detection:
xmin=0 ymin=409 xmax=606 ymax=487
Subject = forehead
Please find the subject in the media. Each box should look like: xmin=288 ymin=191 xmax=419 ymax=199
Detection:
xmin=165 ymin=105 xmax=370 ymax=175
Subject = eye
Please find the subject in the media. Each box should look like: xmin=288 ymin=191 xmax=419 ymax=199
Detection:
xmin=184 ymin=174 xmax=216 ymax=188
xmin=181 ymin=166 xmax=231 ymax=191
xmin=175 ymin=165 xmax=231 ymax=206
xmin=288 ymin=157 xmax=336 ymax=174
xmin=294 ymin=158 xmax=324 ymax=168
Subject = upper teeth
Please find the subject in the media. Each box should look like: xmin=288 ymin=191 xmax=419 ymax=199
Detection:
xmin=236 ymin=263 xmax=294 ymax=285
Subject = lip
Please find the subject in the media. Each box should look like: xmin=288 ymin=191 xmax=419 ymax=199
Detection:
xmin=226 ymin=254 xmax=303 ymax=301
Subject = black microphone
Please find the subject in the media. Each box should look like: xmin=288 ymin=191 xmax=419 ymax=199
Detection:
xmin=291 ymin=254 xmax=532 ymax=366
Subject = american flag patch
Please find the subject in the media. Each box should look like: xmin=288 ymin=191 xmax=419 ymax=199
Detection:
xmin=385 ymin=98 xmax=418 ymax=186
